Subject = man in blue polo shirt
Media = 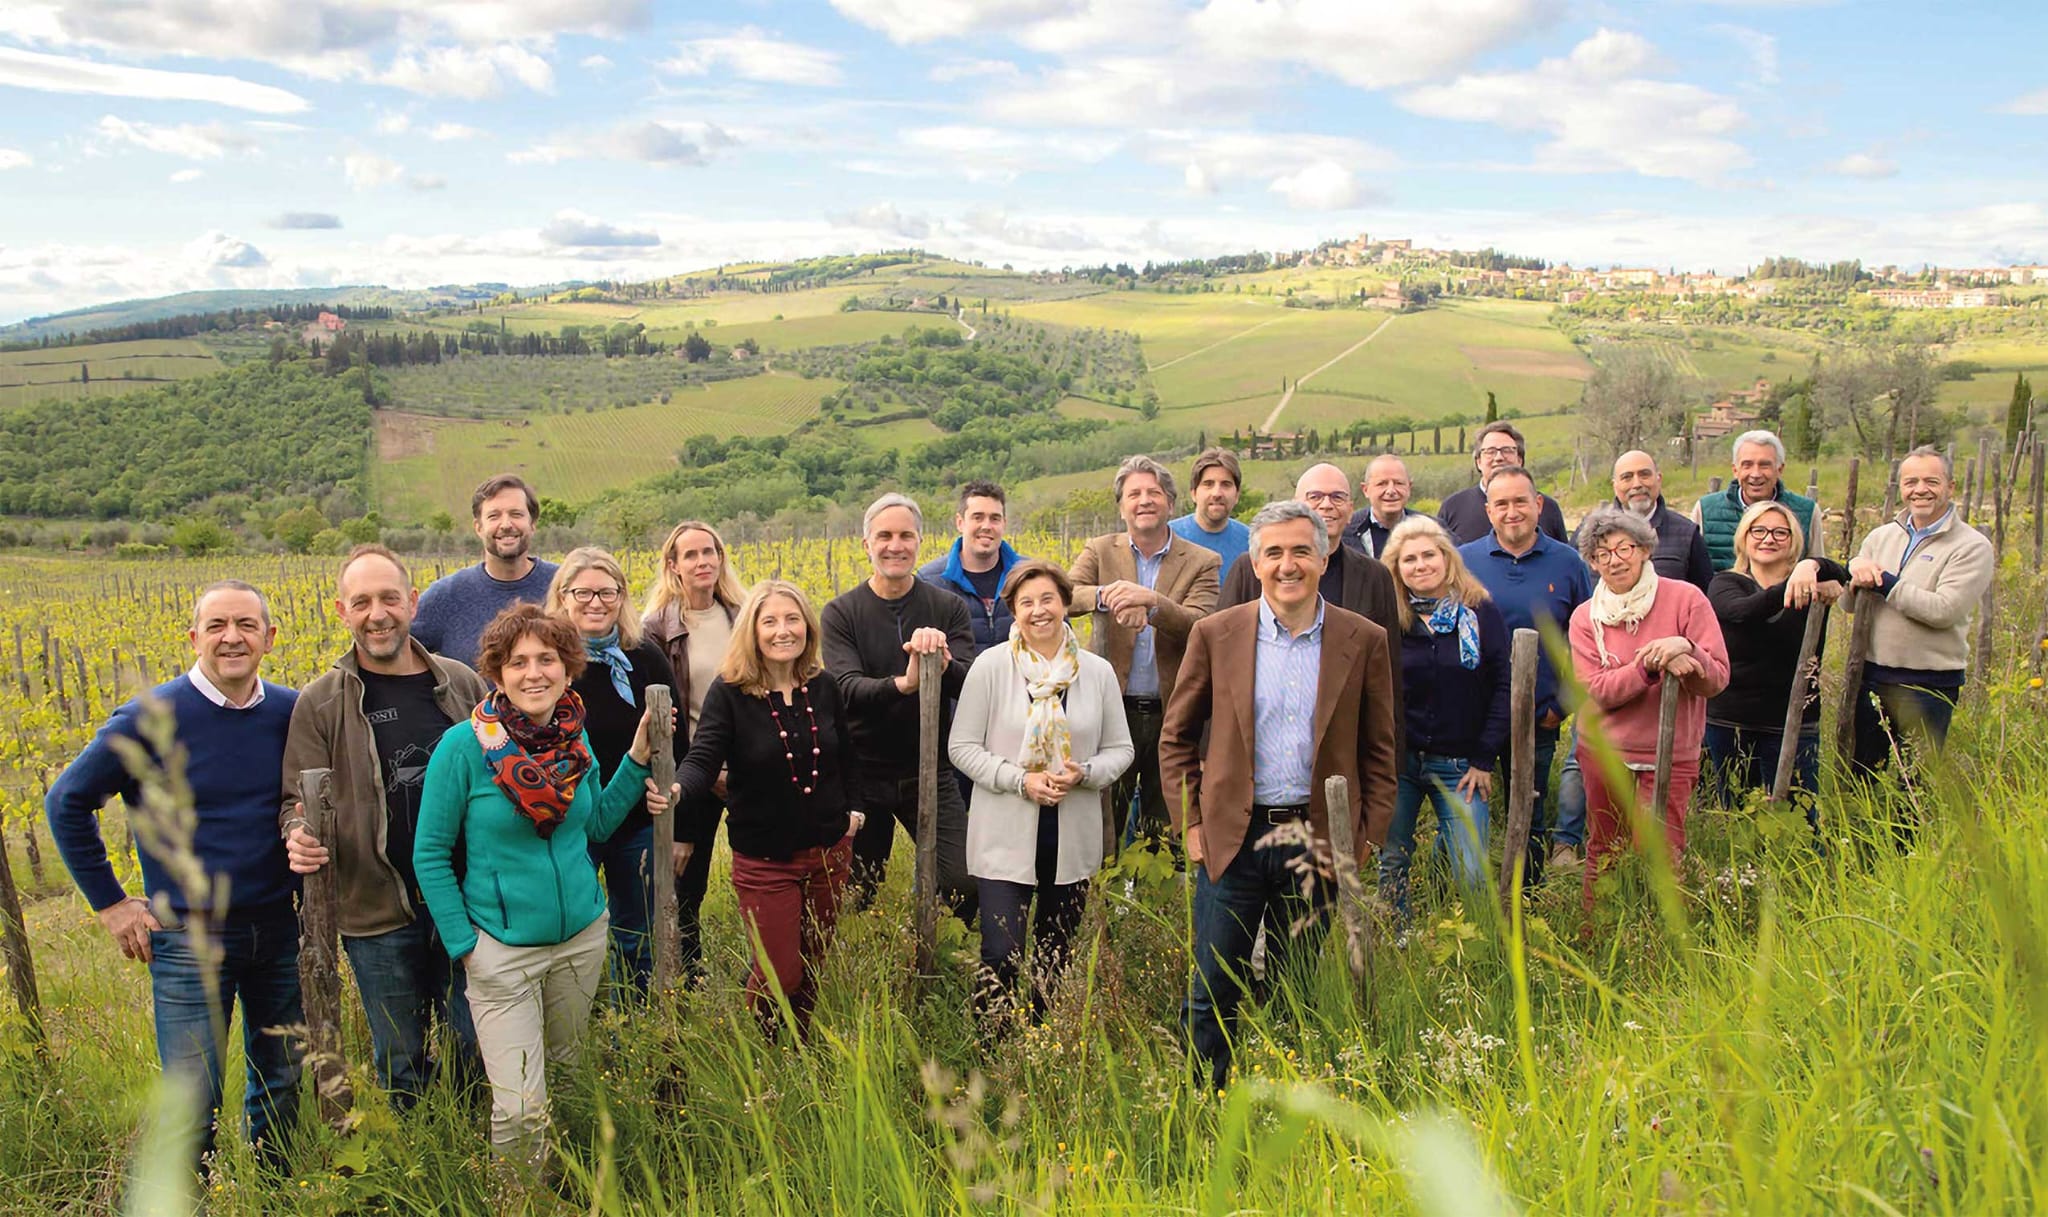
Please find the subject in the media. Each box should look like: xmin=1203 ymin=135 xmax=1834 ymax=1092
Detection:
xmin=1168 ymin=447 xmax=1251 ymax=574
xmin=1458 ymin=466 xmax=1592 ymax=883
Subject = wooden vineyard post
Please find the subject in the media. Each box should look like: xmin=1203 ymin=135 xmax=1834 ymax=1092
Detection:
xmin=1708 ymin=476 xmax=1724 ymax=496
xmin=1322 ymin=774 xmax=1368 ymax=987
xmin=1841 ymin=457 xmax=1861 ymax=557
xmin=2035 ymin=439 xmax=2046 ymax=572
xmin=0 ymin=823 xmax=44 ymax=1052
xmin=1975 ymin=456 xmax=2003 ymax=686
xmin=10 ymin=625 xmax=24 ymax=697
xmin=1649 ymin=677 xmax=1683 ymax=839
xmin=1879 ymin=460 xmax=1900 ymax=522
xmin=1498 ymin=628 xmax=1538 ymax=905
xmin=914 ymin=650 xmax=942 ymax=981
xmin=1773 ymin=500 xmax=1828 ymax=805
xmin=295 ymin=768 xmax=352 ymax=1126
xmin=1961 ymin=457 xmax=1979 ymax=525
xmin=1836 ymin=590 xmax=1881 ymax=765
xmin=645 ymin=685 xmax=682 ymax=993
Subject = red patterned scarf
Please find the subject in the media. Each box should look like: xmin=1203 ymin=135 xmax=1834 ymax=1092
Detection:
xmin=470 ymin=689 xmax=592 ymax=838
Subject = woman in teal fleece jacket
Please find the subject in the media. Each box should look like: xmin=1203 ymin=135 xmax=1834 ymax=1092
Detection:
xmin=413 ymin=604 xmax=674 ymax=1165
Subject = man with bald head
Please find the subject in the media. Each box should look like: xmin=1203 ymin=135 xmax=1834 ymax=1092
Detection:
xmin=1342 ymin=453 xmax=1424 ymax=558
xmin=1597 ymin=450 xmax=1713 ymax=589
xmin=1223 ymin=463 xmax=1403 ymax=749
xmin=47 ymin=580 xmax=304 ymax=1169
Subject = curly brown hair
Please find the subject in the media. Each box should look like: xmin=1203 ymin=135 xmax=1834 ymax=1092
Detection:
xmin=474 ymin=603 xmax=587 ymax=687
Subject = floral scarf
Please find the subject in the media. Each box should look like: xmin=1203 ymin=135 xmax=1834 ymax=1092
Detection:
xmin=1009 ymin=622 xmax=1081 ymax=775
xmin=471 ymin=688 xmax=592 ymax=838
xmin=584 ymin=628 xmax=635 ymax=707
xmin=1411 ymin=596 xmax=1481 ymax=670
xmin=1589 ymin=565 xmax=1660 ymax=667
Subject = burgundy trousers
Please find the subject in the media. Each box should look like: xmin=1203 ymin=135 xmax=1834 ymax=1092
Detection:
xmin=730 ymin=837 xmax=852 ymax=1032
xmin=1578 ymin=745 xmax=1698 ymax=912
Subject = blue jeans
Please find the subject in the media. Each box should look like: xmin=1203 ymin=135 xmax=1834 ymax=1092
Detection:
xmin=589 ymin=822 xmax=654 ymax=996
xmin=1852 ymin=679 xmax=1960 ymax=776
xmin=341 ymin=917 xmax=479 ymax=1110
xmin=1705 ymin=722 xmax=1821 ymax=822
xmin=1554 ymin=721 xmax=1585 ymax=848
xmin=147 ymin=905 xmax=303 ymax=1166
xmin=1379 ymin=753 xmax=1490 ymax=920
xmin=1185 ymin=816 xmax=1330 ymax=1091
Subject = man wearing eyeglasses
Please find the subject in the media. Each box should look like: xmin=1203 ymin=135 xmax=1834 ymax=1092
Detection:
xmin=1436 ymin=422 xmax=1569 ymax=547
xmin=412 ymin=474 xmax=559 ymax=668
xmin=1222 ymin=463 xmax=1404 ymax=754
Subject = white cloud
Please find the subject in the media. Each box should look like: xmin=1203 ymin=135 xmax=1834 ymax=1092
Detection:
xmin=1828 ymin=151 xmax=1897 ymax=179
xmin=580 ymin=53 xmax=614 ymax=71
xmin=828 ymin=0 xmax=1089 ymax=45
xmin=378 ymin=43 xmax=553 ymax=98
xmin=1142 ymin=130 xmax=1392 ymax=203
xmin=985 ymin=56 xmax=1263 ymax=127
xmin=272 ymin=212 xmax=343 ymax=229
xmin=169 ymin=168 xmax=203 ymax=182
xmin=184 ymin=230 xmax=269 ymax=270
xmin=1710 ymin=24 xmax=1779 ymax=86
xmin=0 ymin=46 xmax=308 ymax=112
xmin=1997 ymin=87 xmax=2048 ymax=116
xmin=831 ymin=202 xmax=934 ymax=240
xmin=344 ymin=151 xmax=407 ymax=190
xmin=1398 ymin=29 xmax=1750 ymax=183
xmin=661 ymin=27 xmax=843 ymax=87
xmin=375 ymin=110 xmax=412 ymax=134
xmin=92 ymin=115 xmax=258 ymax=160
xmin=929 ymin=58 xmax=1021 ymax=83
xmin=0 ymin=148 xmax=31 ymax=170
xmin=511 ymin=119 xmax=734 ymax=167
xmin=1189 ymin=0 xmax=1556 ymax=90
xmin=408 ymin=173 xmax=447 ymax=190
xmin=427 ymin=122 xmax=485 ymax=141
xmin=897 ymin=124 xmax=1117 ymax=182
xmin=1267 ymin=160 xmax=1363 ymax=210
xmin=540 ymin=212 xmax=661 ymax=247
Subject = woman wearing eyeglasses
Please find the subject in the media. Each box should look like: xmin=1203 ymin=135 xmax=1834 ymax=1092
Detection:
xmin=1705 ymin=501 xmax=1848 ymax=818
xmin=545 ymin=547 xmax=684 ymax=995
xmin=1567 ymin=506 xmax=1728 ymax=911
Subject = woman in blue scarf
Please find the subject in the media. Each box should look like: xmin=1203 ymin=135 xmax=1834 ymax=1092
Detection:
xmin=1377 ymin=518 xmax=1511 ymax=929
xmin=547 ymin=547 xmax=685 ymax=995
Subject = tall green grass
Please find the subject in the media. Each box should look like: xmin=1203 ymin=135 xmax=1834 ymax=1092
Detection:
xmin=4 ymin=575 xmax=2045 ymax=1214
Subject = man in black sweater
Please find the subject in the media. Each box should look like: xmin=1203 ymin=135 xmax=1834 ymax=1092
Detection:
xmin=1436 ymin=422 xmax=1568 ymax=546
xmin=823 ymin=492 xmax=978 ymax=922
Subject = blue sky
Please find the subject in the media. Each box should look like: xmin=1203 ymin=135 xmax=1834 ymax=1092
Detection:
xmin=2 ymin=0 xmax=2044 ymax=324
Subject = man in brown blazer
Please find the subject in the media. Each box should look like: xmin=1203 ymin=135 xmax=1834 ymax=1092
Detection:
xmin=1069 ymin=454 xmax=1222 ymax=856
xmin=1161 ymin=500 xmax=1397 ymax=1091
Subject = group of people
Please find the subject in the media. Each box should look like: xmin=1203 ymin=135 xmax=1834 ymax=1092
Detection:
xmin=43 ymin=421 xmax=1998 ymax=1165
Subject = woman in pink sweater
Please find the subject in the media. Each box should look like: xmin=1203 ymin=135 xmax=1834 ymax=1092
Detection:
xmin=1569 ymin=506 xmax=1729 ymax=910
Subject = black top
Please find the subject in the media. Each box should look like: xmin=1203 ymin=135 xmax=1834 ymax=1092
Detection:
xmin=1341 ymin=507 xmax=1423 ymax=558
xmin=357 ymin=668 xmax=451 ymax=903
xmin=1437 ymin=484 xmax=1569 ymax=548
xmin=677 ymin=675 xmax=856 ymax=860
xmin=1706 ymin=558 xmax=1851 ymax=730
xmin=570 ymin=636 xmax=685 ymax=843
xmin=821 ymin=580 xmax=974 ymax=778
xmin=1399 ymin=598 xmax=1512 ymax=767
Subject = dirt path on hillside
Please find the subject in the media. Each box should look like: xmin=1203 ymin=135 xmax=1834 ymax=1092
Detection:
xmin=1146 ymin=314 xmax=1293 ymax=373
xmin=1260 ymin=313 xmax=1397 ymax=432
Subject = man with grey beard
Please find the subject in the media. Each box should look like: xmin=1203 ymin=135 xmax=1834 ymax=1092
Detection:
xmin=1597 ymin=450 xmax=1713 ymax=589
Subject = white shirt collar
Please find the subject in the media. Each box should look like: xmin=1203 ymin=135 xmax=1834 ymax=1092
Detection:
xmin=188 ymin=663 xmax=265 ymax=709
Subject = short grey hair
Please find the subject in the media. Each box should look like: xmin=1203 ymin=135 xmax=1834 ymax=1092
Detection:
xmin=1248 ymin=499 xmax=1330 ymax=559
xmin=1364 ymin=453 xmax=1411 ymax=483
xmin=1112 ymin=454 xmax=1178 ymax=507
xmin=862 ymin=492 xmax=923 ymax=537
xmin=193 ymin=579 xmax=273 ymax=630
xmin=1575 ymin=505 xmax=1658 ymax=565
xmin=1901 ymin=443 xmax=1953 ymax=479
xmin=1731 ymin=429 xmax=1787 ymax=467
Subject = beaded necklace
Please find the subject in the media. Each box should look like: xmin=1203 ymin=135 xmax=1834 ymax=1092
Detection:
xmin=766 ymin=682 xmax=821 ymax=795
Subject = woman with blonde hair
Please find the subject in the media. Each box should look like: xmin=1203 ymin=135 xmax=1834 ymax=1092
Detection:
xmin=672 ymin=579 xmax=863 ymax=1036
xmin=1706 ymin=499 xmax=1848 ymax=817
xmin=642 ymin=519 xmax=744 ymax=980
xmin=546 ymin=547 xmax=683 ymax=995
xmin=1376 ymin=517 xmax=1510 ymax=924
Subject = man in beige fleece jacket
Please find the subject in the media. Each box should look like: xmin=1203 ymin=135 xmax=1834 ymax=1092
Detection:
xmin=1846 ymin=447 xmax=1994 ymax=781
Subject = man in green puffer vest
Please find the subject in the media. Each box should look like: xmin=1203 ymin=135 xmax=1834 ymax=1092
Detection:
xmin=1690 ymin=429 xmax=1817 ymax=571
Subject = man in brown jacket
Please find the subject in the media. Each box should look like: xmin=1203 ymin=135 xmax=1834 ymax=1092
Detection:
xmin=1161 ymin=501 xmax=1397 ymax=1091
xmin=1068 ymin=454 xmax=1222 ymax=855
xmin=280 ymin=544 xmax=487 ymax=1109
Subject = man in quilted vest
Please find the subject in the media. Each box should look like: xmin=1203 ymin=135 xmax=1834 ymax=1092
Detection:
xmin=1691 ymin=430 xmax=1816 ymax=571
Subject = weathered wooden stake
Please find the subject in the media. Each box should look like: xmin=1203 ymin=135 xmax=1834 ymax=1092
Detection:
xmin=295 ymin=768 xmax=352 ymax=1126
xmin=644 ymin=685 xmax=682 ymax=993
xmin=1961 ymin=457 xmax=1978 ymax=524
xmin=1499 ymin=628 xmax=1538 ymax=904
xmin=1841 ymin=457 xmax=1861 ymax=556
xmin=1975 ymin=457 xmax=2003 ymax=686
xmin=1879 ymin=460 xmax=1900 ymax=522
xmin=1836 ymin=589 xmax=1881 ymax=764
xmin=1975 ymin=436 xmax=1992 ymax=519
xmin=1773 ymin=501 xmax=1828 ymax=804
xmin=0 ymin=825 xmax=44 ymax=1052
xmin=914 ymin=650 xmax=942 ymax=980
xmin=10 ymin=625 xmax=25 ymax=697
xmin=2035 ymin=438 xmax=2046 ymax=572
xmin=1322 ymin=774 xmax=1368 ymax=987
xmin=1649 ymin=677 xmax=1683 ymax=833
xmin=1708 ymin=475 xmax=1724 ymax=495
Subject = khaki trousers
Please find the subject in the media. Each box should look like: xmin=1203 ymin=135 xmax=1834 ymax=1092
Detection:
xmin=463 ymin=915 xmax=608 ymax=1160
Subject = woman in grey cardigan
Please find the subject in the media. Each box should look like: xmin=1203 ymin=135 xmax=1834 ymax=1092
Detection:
xmin=949 ymin=559 xmax=1133 ymax=1022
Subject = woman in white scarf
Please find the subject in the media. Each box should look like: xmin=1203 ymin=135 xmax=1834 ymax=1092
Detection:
xmin=949 ymin=561 xmax=1134 ymax=1024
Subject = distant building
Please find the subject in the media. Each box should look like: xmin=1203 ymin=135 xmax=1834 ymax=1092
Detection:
xmin=1692 ymin=400 xmax=1763 ymax=442
xmin=1870 ymin=288 xmax=2004 ymax=309
xmin=301 ymin=311 xmax=346 ymax=344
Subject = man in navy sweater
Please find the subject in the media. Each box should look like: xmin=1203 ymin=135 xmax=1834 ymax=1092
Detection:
xmin=412 ymin=473 xmax=559 ymax=668
xmin=46 ymin=581 xmax=302 ymax=1169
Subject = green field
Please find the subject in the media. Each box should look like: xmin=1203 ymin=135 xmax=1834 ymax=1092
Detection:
xmin=373 ymin=372 xmax=834 ymax=520
xmin=0 ymin=338 xmax=221 ymax=408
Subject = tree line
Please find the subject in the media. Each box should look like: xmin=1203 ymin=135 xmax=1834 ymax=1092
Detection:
xmin=0 ymin=303 xmax=395 ymax=353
